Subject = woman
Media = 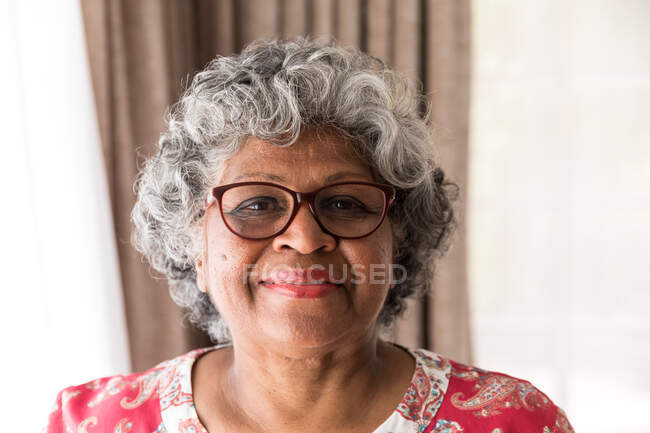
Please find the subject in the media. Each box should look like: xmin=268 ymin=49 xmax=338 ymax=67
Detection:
xmin=46 ymin=38 xmax=573 ymax=433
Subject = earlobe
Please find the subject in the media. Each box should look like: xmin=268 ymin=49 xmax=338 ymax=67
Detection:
xmin=195 ymin=257 xmax=207 ymax=293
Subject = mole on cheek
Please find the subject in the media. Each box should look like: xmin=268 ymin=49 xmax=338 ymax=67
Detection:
xmin=220 ymin=254 xmax=228 ymax=261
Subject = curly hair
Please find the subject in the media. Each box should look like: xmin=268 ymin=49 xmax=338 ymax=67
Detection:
xmin=131 ymin=36 xmax=458 ymax=343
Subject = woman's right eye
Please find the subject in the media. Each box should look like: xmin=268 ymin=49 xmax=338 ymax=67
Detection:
xmin=233 ymin=197 xmax=281 ymax=213
xmin=243 ymin=200 xmax=270 ymax=211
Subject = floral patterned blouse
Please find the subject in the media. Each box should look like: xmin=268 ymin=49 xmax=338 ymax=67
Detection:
xmin=45 ymin=342 xmax=574 ymax=433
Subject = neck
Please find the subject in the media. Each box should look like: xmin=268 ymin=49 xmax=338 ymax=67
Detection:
xmin=224 ymin=327 xmax=387 ymax=430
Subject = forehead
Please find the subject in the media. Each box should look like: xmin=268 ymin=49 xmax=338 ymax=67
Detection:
xmin=218 ymin=130 xmax=375 ymax=185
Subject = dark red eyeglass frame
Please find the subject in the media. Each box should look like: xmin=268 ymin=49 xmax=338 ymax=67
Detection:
xmin=202 ymin=181 xmax=397 ymax=240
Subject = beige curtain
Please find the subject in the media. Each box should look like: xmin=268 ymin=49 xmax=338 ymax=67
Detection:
xmin=80 ymin=0 xmax=472 ymax=372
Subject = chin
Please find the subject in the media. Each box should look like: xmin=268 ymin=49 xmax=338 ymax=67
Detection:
xmin=262 ymin=320 xmax=356 ymax=350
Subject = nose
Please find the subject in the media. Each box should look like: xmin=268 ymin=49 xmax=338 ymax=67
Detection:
xmin=271 ymin=200 xmax=337 ymax=254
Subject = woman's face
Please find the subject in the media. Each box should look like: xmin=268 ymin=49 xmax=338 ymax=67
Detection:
xmin=196 ymin=130 xmax=394 ymax=351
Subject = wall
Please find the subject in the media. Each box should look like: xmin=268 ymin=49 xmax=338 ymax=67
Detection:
xmin=469 ymin=1 xmax=650 ymax=432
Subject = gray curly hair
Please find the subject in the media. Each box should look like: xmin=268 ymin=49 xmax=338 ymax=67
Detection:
xmin=131 ymin=37 xmax=458 ymax=344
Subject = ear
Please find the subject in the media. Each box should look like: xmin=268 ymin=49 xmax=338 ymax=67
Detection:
xmin=195 ymin=256 xmax=207 ymax=293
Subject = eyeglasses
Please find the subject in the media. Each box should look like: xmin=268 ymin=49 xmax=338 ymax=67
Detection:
xmin=203 ymin=181 xmax=396 ymax=240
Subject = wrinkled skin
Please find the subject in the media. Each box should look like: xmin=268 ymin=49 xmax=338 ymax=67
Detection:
xmin=193 ymin=130 xmax=415 ymax=433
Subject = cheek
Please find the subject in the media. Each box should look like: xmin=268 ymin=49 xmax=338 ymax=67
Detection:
xmin=204 ymin=210 xmax=245 ymax=280
xmin=365 ymin=221 xmax=394 ymax=267
xmin=203 ymin=216 xmax=259 ymax=314
xmin=346 ymin=223 xmax=394 ymax=293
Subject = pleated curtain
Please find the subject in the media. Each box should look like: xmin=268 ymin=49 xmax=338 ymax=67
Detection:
xmin=80 ymin=0 xmax=472 ymax=372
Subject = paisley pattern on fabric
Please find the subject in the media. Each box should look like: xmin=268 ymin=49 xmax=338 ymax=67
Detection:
xmin=120 ymin=369 xmax=165 ymax=410
xmin=414 ymin=349 xmax=449 ymax=371
xmin=85 ymin=378 xmax=104 ymax=390
xmin=396 ymin=367 xmax=445 ymax=425
xmin=77 ymin=416 xmax=98 ymax=433
xmin=432 ymin=419 xmax=464 ymax=432
xmin=555 ymin=408 xmax=575 ymax=433
xmin=120 ymin=350 xmax=203 ymax=411
xmin=543 ymin=407 xmax=575 ymax=433
xmin=44 ymin=344 xmax=573 ymax=433
xmin=113 ymin=417 xmax=133 ymax=433
xmin=177 ymin=418 xmax=208 ymax=433
xmin=152 ymin=422 xmax=168 ymax=433
xmin=88 ymin=376 xmax=127 ymax=408
xmin=450 ymin=363 xmax=550 ymax=418
xmin=158 ymin=379 xmax=193 ymax=411
xmin=395 ymin=349 xmax=450 ymax=432
xmin=61 ymin=389 xmax=81 ymax=408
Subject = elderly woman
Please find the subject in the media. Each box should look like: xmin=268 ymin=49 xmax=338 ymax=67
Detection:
xmin=47 ymin=38 xmax=573 ymax=433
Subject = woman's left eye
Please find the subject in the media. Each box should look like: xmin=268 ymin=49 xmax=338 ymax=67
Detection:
xmin=321 ymin=196 xmax=365 ymax=211
xmin=331 ymin=200 xmax=358 ymax=209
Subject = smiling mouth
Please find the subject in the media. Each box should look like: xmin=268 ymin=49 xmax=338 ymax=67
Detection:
xmin=260 ymin=280 xmax=343 ymax=285
xmin=259 ymin=281 xmax=342 ymax=298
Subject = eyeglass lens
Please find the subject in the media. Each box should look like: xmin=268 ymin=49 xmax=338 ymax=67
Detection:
xmin=220 ymin=184 xmax=387 ymax=238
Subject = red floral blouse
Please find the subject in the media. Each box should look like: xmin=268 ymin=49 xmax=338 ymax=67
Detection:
xmin=45 ymin=342 xmax=574 ymax=433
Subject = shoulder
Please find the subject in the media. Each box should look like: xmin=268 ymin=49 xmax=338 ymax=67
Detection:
xmin=428 ymin=353 xmax=574 ymax=433
xmin=44 ymin=347 xmax=212 ymax=433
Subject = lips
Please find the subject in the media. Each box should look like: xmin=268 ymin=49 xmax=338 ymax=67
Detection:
xmin=259 ymin=268 xmax=344 ymax=298
xmin=260 ymin=268 xmax=344 ymax=285
xmin=260 ymin=281 xmax=341 ymax=298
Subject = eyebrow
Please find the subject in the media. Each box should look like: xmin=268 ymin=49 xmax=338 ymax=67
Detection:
xmin=231 ymin=171 xmax=371 ymax=183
